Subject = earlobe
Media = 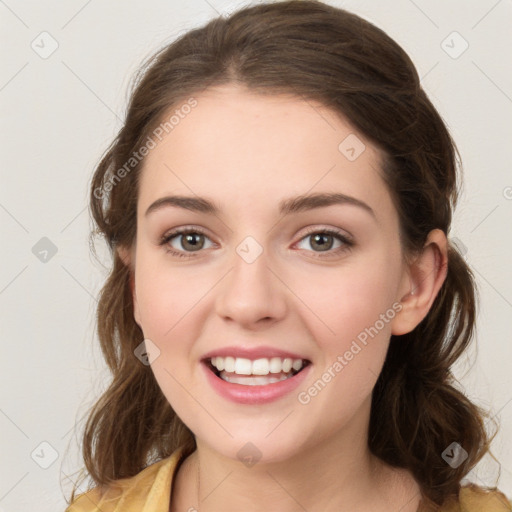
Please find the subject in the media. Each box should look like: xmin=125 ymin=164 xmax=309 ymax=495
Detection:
xmin=117 ymin=245 xmax=132 ymax=268
xmin=391 ymin=229 xmax=448 ymax=336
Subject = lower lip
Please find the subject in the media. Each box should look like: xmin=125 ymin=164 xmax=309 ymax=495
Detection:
xmin=202 ymin=362 xmax=312 ymax=405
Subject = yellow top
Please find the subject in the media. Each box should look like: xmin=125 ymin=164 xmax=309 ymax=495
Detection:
xmin=66 ymin=446 xmax=512 ymax=512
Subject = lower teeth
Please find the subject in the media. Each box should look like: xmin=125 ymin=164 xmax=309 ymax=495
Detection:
xmin=219 ymin=371 xmax=295 ymax=386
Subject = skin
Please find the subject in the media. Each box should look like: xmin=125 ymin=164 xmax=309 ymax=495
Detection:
xmin=118 ymin=83 xmax=448 ymax=512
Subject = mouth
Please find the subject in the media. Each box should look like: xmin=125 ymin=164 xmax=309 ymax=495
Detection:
xmin=203 ymin=356 xmax=312 ymax=386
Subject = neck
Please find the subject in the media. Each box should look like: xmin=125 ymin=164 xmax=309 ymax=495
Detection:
xmin=171 ymin=398 xmax=421 ymax=512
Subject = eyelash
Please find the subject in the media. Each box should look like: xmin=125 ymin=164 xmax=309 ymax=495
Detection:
xmin=159 ymin=226 xmax=354 ymax=259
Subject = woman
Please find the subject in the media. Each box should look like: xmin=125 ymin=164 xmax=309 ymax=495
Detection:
xmin=65 ymin=1 xmax=511 ymax=510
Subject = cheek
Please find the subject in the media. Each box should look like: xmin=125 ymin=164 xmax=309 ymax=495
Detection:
xmin=296 ymin=254 xmax=400 ymax=342
xmin=292 ymin=251 xmax=401 ymax=409
xmin=135 ymin=241 xmax=402 ymax=348
xmin=293 ymin=266 xmax=398 ymax=426
xmin=133 ymin=251 xmax=197 ymax=339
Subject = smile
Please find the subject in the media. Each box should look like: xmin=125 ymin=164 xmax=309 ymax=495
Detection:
xmin=204 ymin=356 xmax=311 ymax=403
xmin=205 ymin=356 xmax=311 ymax=388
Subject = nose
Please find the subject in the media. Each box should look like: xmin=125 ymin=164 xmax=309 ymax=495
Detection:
xmin=214 ymin=242 xmax=287 ymax=329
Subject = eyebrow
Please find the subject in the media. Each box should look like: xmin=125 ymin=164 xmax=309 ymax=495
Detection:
xmin=145 ymin=192 xmax=376 ymax=220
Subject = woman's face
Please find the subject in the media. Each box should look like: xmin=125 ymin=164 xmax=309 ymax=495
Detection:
xmin=127 ymin=84 xmax=413 ymax=463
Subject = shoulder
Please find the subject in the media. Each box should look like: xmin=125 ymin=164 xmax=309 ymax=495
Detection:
xmin=65 ymin=446 xmax=186 ymax=512
xmin=426 ymin=484 xmax=512 ymax=512
xmin=457 ymin=484 xmax=512 ymax=511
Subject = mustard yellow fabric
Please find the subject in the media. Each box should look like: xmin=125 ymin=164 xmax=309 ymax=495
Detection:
xmin=66 ymin=446 xmax=512 ymax=512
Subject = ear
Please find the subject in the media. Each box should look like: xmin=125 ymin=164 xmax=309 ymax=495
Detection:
xmin=391 ymin=229 xmax=448 ymax=336
xmin=116 ymin=245 xmax=141 ymax=327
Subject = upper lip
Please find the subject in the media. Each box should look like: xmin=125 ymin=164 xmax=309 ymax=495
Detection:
xmin=201 ymin=346 xmax=310 ymax=362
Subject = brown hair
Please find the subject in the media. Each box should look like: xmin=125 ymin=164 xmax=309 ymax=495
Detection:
xmin=66 ymin=0 xmax=500 ymax=507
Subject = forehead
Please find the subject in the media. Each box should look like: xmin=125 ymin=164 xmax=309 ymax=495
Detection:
xmin=137 ymin=84 xmax=394 ymax=221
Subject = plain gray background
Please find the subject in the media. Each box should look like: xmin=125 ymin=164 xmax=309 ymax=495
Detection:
xmin=0 ymin=0 xmax=511 ymax=510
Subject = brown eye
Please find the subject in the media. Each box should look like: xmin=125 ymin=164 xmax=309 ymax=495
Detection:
xmin=160 ymin=227 xmax=214 ymax=258
xmin=178 ymin=232 xmax=206 ymax=252
xmin=295 ymin=228 xmax=354 ymax=258
xmin=308 ymin=232 xmax=335 ymax=252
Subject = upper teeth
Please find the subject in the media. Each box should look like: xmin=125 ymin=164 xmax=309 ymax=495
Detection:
xmin=210 ymin=356 xmax=305 ymax=375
